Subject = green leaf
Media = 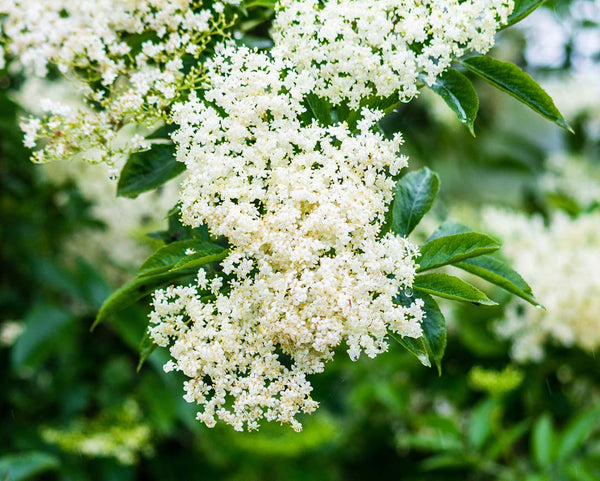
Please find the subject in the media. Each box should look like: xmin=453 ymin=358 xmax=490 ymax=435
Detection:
xmin=428 ymin=68 xmax=479 ymax=136
xmin=388 ymin=332 xmax=431 ymax=367
xmin=455 ymin=254 xmax=541 ymax=307
xmin=137 ymin=331 xmax=157 ymax=372
xmin=417 ymin=232 xmax=501 ymax=272
xmin=532 ymin=414 xmax=555 ymax=469
xmin=468 ymin=399 xmax=497 ymax=449
xmin=117 ymin=143 xmax=185 ymax=198
xmin=92 ymin=269 xmax=195 ymax=330
xmin=170 ymin=248 xmax=229 ymax=272
xmin=504 ymin=0 xmax=547 ymax=27
xmin=138 ymin=240 xmax=227 ymax=277
xmin=462 ymin=56 xmax=573 ymax=132
xmin=418 ymin=293 xmax=447 ymax=375
xmin=391 ymin=167 xmax=440 ymax=237
xmin=11 ymin=305 xmax=75 ymax=369
xmin=557 ymin=405 xmax=600 ymax=461
xmin=414 ymin=273 xmax=498 ymax=306
xmin=487 ymin=421 xmax=529 ymax=461
xmin=0 ymin=452 xmax=59 ymax=481
xmin=306 ymin=94 xmax=332 ymax=125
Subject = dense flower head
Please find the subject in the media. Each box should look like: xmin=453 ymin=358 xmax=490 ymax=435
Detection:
xmin=2 ymin=0 xmax=235 ymax=164
xmin=272 ymin=0 xmax=514 ymax=109
xmin=485 ymin=208 xmax=600 ymax=362
xmin=149 ymin=45 xmax=424 ymax=431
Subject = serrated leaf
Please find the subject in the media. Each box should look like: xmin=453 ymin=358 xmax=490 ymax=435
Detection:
xmin=117 ymin=143 xmax=185 ymax=198
xmin=504 ymin=0 xmax=547 ymax=27
xmin=388 ymin=332 xmax=431 ymax=367
xmin=429 ymin=68 xmax=479 ymax=135
xmin=557 ymin=405 xmax=600 ymax=461
xmin=0 ymin=452 xmax=59 ymax=481
xmin=419 ymin=293 xmax=447 ymax=375
xmin=532 ymin=414 xmax=555 ymax=469
xmin=138 ymin=240 xmax=227 ymax=277
xmin=91 ymin=269 xmax=195 ymax=330
xmin=391 ymin=167 xmax=440 ymax=237
xmin=414 ymin=273 xmax=498 ymax=306
xmin=462 ymin=56 xmax=572 ymax=132
xmin=455 ymin=254 xmax=541 ymax=307
xmin=417 ymin=232 xmax=501 ymax=272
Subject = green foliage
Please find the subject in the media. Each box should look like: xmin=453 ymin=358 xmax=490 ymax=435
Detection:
xmin=455 ymin=254 xmax=540 ymax=307
xmin=390 ymin=167 xmax=440 ymax=237
xmin=462 ymin=56 xmax=573 ymax=133
xmin=428 ymin=68 xmax=479 ymax=135
xmin=417 ymin=232 xmax=501 ymax=272
xmin=414 ymin=272 xmax=498 ymax=305
xmin=417 ymin=293 xmax=447 ymax=374
xmin=3 ymin=3 xmax=600 ymax=481
xmin=505 ymin=0 xmax=548 ymax=27
xmin=117 ymin=143 xmax=185 ymax=198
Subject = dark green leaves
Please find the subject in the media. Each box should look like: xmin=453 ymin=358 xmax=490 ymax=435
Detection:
xmin=305 ymin=94 xmax=332 ymax=125
xmin=462 ymin=56 xmax=572 ymax=132
xmin=93 ymin=239 xmax=228 ymax=329
xmin=418 ymin=293 xmax=447 ymax=374
xmin=389 ymin=332 xmax=431 ymax=368
xmin=138 ymin=240 xmax=227 ymax=276
xmin=12 ymin=305 xmax=75 ymax=369
xmin=505 ymin=0 xmax=547 ymax=27
xmin=92 ymin=269 xmax=192 ymax=330
xmin=429 ymin=69 xmax=479 ymax=135
xmin=391 ymin=167 xmax=440 ymax=237
xmin=117 ymin=143 xmax=185 ymax=198
xmin=395 ymin=291 xmax=446 ymax=371
xmin=417 ymin=232 xmax=501 ymax=272
xmin=455 ymin=254 xmax=540 ymax=307
xmin=557 ymin=405 xmax=600 ymax=461
xmin=414 ymin=273 xmax=497 ymax=306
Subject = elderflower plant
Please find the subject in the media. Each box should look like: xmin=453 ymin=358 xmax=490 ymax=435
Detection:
xmin=1 ymin=0 xmax=236 ymax=165
xmin=272 ymin=0 xmax=514 ymax=109
xmin=2 ymin=0 xmax=568 ymax=434
xmin=150 ymin=44 xmax=425 ymax=432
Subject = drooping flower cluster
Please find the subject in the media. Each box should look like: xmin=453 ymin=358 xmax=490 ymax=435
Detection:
xmin=3 ymin=0 xmax=516 ymax=432
xmin=485 ymin=208 xmax=600 ymax=362
xmin=272 ymin=0 xmax=514 ymax=108
xmin=1 ymin=0 xmax=234 ymax=165
xmin=149 ymin=45 xmax=424 ymax=431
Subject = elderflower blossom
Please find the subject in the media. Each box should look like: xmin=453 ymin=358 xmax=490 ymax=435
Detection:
xmin=1 ymin=0 xmax=235 ymax=165
xmin=149 ymin=45 xmax=424 ymax=432
xmin=541 ymin=154 xmax=600 ymax=209
xmin=485 ymin=208 xmax=600 ymax=362
xmin=272 ymin=0 xmax=514 ymax=109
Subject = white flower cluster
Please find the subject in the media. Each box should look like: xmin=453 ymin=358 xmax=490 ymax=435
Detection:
xmin=1 ymin=0 xmax=234 ymax=164
xmin=485 ymin=208 xmax=600 ymax=362
xmin=541 ymin=153 xmax=600 ymax=209
xmin=149 ymin=45 xmax=424 ymax=431
xmin=272 ymin=0 xmax=514 ymax=109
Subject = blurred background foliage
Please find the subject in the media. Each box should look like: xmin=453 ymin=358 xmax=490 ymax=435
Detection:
xmin=2 ymin=1 xmax=600 ymax=480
